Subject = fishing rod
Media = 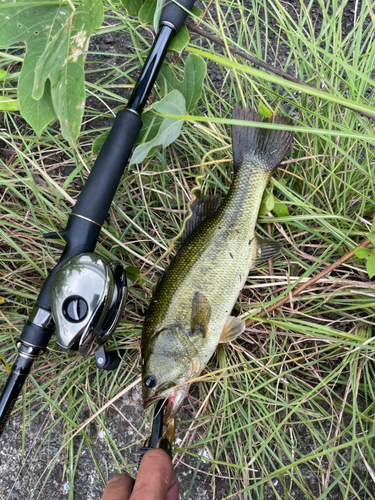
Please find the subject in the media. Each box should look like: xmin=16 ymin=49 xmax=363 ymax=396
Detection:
xmin=0 ymin=0 xmax=196 ymax=435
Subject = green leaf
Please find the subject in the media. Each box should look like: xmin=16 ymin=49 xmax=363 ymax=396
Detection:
xmin=258 ymin=202 xmax=268 ymax=216
xmin=265 ymin=193 xmax=275 ymax=212
xmin=366 ymin=252 xmax=375 ymax=279
xmin=139 ymin=0 xmax=156 ymax=24
xmin=258 ymin=101 xmax=272 ymax=118
xmin=0 ymin=0 xmax=103 ymax=140
xmin=130 ymin=89 xmax=186 ymax=165
xmin=273 ymin=203 xmax=289 ymax=217
xmin=121 ymin=0 xmax=143 ymax=16
xmin=124 ymin=265 xmax=141 ymax=282
xmin=32 ymin=0 xmax=103 ymax=143
xmin=153 ymin=0 xmax=164 ymax=33
xmin=92 ymin=130 xmax=109 ymax=156
xmin=0 ymin=354 xmax=11 ymax=374
xmin=371 ymin=218 xmax=375 ymax=233
xmin=169 ymin=24 xmax=189 ymax=52
xmin=0 ymin=70 xmax=9 ymax=80
xmin=0 ymin=1 xmax=74 ymax=135
xmin=0 ymin=96 xmax=18 ymax=111
xmin=92 ymin=110 xmax=165 ymax=156
xmin=367 ymin=233 xmax=375 ymax=245
xmin=92 ymin=109 xmax=164 ymax=156
xmin=354 ymin=247 xmax=370 ymax=259
xmin=191 ymin=6 xmax=203 ymax=17
xmin=156 ymin=54 xmax=206 ymax=113
xmin=277 ymin=179 xmax=288 ymax=187
xmin=135 ymin=111 xmax=164 ymax=144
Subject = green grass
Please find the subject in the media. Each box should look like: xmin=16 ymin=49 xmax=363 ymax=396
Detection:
xmin=1 ymin=0 xmax=375 ymax=498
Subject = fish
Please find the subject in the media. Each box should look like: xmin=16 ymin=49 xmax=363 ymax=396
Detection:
xmin=141 ymin=106 xmax=294 ymax=421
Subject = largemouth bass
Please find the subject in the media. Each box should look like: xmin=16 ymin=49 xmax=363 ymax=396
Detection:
xmin=141 ymin=107 xmax=294 ymax=420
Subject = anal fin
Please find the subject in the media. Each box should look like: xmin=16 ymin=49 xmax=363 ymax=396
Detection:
xmin=219 ymin=316 xmax=245 ymax=344
xmin=253 ymin=233 xmax=283 ymax=266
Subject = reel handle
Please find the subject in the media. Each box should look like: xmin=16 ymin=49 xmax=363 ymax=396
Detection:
xmin=95 ymin=347 xmax=124 ymax=371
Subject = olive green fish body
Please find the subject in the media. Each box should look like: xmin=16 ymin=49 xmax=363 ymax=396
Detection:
xmin=142 ymin=108 xmax=294 ymax=416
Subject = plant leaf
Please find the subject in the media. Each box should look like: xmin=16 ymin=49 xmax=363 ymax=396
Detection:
xmin=0 ymin=70 xmax=9 ymax=80
xmin=169 ymin=24 xmax=189 ymax=52
xmin=372 ymin=218 xmax=375 ymax=233
xmin=366 ymin=252 xmax=375 ymax=279
xmin=92 ymin=111 xmax=164 ymax=156
xmin=0 ymin=0 xmax=103 ymax=140
xmin=121 ymin=0 xmax=143 ymax=16
xmin=258 ymin=101 xmax=272 ymax=118
xmin=92 ymin=130 xmax=110 ymax=156
xmin=135 ymin=111 xmax=164 ymax=144
xmin=273 ymin=203 xmax=289 ymax=217
xmin=354 ymin=247 xmax=369 ymax=259
xmin=139 ymin=0 xmax=156 ymax=24
xmin=130 ymin=89 xmax=185 ymax=165
xmin=367 ymin=233 xmax=375 ymax=245
xmin=258 ymin=202 xmax=268 ymax=216
xmin=191 ymin=6 xmax=203 ymax=17
xmin=0 ymin=96 xmax=19 ymax=111
xmin=0 ymin=354 xmax=11 ymax=374
xmin=32 ymin=0 xmax=103 ymax=143
xmin=0 ymin=0 xmax=74 ymax=135
xmin=265 ymin=193 xmax=275 ymax=212
xmin=153 ymin=0 xmax=165 ymax=33
xmin=156 ymin=54 xmax=206 ymax=113
xmin=124 ymin=265 xmax=140 ymax=282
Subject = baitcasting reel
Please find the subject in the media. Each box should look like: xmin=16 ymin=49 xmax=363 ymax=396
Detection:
xmin=50 ymin=253 xmax=127 ymax=369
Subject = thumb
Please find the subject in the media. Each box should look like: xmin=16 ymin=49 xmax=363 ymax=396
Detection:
xmin=131 ymin=449 xmax=178 ymax=500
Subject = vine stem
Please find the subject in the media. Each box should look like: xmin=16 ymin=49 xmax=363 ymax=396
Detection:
xmin=245 ymin=238 xmax=372 ymax=327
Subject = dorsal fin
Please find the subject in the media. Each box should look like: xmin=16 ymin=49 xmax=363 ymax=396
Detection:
xmin=180 ymin=194 xmax=221 ymax=244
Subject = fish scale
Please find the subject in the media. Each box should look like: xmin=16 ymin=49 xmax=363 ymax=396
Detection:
xmin=141 ymin=106 xmax=294 ymax=420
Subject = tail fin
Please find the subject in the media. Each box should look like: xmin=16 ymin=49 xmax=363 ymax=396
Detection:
xmin=231 ymin=107 xmax=294 ymax=172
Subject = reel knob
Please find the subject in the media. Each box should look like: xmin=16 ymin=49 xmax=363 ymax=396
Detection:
xmin=50 ymin=253 xmax=127 ymax=356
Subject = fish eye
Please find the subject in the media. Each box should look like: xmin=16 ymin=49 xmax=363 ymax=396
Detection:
xmin=144 ymin=375 xmax=157 ymax=388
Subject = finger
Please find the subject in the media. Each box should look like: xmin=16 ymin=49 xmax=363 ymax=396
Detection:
xmin=102 ymin=474 xmax=134 ymax=500
xmin=131 ymin=449 xmax=178 ymax=500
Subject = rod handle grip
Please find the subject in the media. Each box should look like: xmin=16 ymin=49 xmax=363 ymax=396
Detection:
xmin=160 ymin=0 xmax=196 ymax=34
xmin=72 ymin=109 xmax=142 ymax=226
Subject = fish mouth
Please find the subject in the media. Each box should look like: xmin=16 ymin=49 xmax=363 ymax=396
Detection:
xmin=143 ymin=384 xmax=190 ymax=422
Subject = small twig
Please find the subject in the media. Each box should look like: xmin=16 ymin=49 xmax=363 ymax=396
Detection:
xmin=245 ymin=238 xmax=372 ymax=327
xmin=186 ymin=22 xmax=375 ymax=121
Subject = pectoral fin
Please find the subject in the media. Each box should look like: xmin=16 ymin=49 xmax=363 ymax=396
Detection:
xmin=253 ymin=233 xmax=283 ymax=266
xmin=219 ymin=316 xmax=245 ymax=343
xmin=190 ymin=291 xmax=211 ymax=338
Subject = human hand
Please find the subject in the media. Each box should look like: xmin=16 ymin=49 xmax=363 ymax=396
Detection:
xmin=101 ymin=448 xmax=179 ymax=500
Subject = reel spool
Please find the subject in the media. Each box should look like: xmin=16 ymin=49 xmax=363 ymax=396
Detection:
xmin=50 ymin=253 xmax=127 ymax=364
